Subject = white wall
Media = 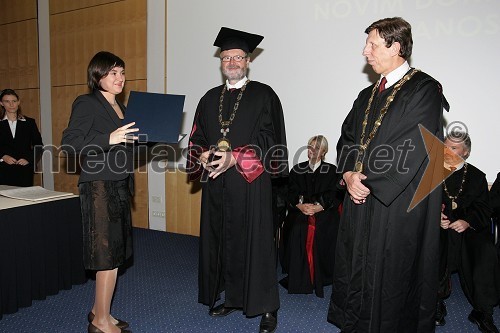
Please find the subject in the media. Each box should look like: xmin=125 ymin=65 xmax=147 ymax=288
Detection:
xmin=38 ymin=0 xmax=54 ymax=189
xmin=147 ymin=0 xmax=167 ymax=231
xmin=167 ymin=0 xmax=499 ymax=181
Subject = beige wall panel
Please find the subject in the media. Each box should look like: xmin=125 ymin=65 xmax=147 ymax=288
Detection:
xmin=166 ymin=171 xmax=202 ymax=236
xmin=33 ymin=173 xmax=43 ymax=186
xmin=0 ymin=0 xmax=37 ymax=24
xmin=51 ymin=85 xmax=89 ymax=147
xmin=49 ymin=0 xmax=122 ymax=14
xmin=122 ymin=79 xmax=146 ymax=104
xmin=50 ymin=0 xmax=147 ymax=229
xmin=0 ymin=19 xmax=39 ymax=89
xmin=15 ymin=88 xmax=41 ymax=124
xmin=53 ymin=156 xmax=80 ymax=193
xmin=50 ymin=0 xmax=146 ymax=87
xmin=131 ymin=168 xmax=148 ymax=228
xmin=128 ymin=79 xmax=148 ymax=229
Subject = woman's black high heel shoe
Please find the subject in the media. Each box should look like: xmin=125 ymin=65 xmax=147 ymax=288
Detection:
xmin=88 ymin=312 xmax=129 ymax=329
xmin=88 ymin=322 xmax=131 ymax=333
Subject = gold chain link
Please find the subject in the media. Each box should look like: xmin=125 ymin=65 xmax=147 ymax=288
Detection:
xmin=218 ymin=79 xmax=250 ymax=128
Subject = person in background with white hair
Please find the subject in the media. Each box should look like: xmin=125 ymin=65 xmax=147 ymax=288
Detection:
xmin=279 ymin=135 xmax=343 ymax=298
xmin=436 ymin=132 xmax=500 ymax=333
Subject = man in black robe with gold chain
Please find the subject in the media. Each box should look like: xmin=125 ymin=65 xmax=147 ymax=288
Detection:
xmin=436 ymin=133 xmax=500 ymax=333
xmin=187 ymin=27 xmax=288 ymax=333
xmin=328 ymin=17 xmax=447 ymax=332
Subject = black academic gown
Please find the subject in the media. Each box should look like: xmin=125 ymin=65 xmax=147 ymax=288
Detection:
xmin=188 ymin=81 xmax=288 ymax=317
xmin=439 ymin=163 xmax=500 ymax=315
xmin=0 ymin=116 xmax=43 ymax=187
xmin=280 ymin=160 xmax=342 ymax=297
xmin=490 ymin=172 xmax=500 ymax=219
xmin=328 ymin=70 xmax=446 ymax=333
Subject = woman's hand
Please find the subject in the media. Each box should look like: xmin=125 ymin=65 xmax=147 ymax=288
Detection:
xmin=297 ymin=203 xmax=323 ymax=216
xmin=109 ymin=122 xmax=139 ymax=144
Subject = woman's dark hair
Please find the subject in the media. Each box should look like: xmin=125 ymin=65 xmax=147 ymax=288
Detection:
xmin=365 ymin=17 xmax=413 ymax=60
xmin=0 ymin=88 xmax=22 ymax=118
xmin=87 ymin=51 xmax=125 ymax=91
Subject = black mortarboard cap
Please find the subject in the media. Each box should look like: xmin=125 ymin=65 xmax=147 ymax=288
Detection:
xmin=213 ymin=27 xmax=264 ymax=53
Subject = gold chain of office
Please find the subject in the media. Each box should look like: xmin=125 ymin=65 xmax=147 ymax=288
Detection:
xmin=443 ymin=163 xmax=468 ymax=210
xmin=216 ymin=79 xmax=250 ymax=151
xmin=354 ymin=68 xmax=420 ymax=173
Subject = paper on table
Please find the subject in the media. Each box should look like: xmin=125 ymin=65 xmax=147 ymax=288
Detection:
xmin=0 ymin=186 xmax=74 ymax=202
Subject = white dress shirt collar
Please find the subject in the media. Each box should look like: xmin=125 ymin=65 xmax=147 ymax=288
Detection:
xmin=380 ymin=61 xmax=411 ymax=89
xmin=310 ymin=160 xmax=322 ymax=172
xmin=2 ymin=114 xmax=25 ymax=138
xmin=3 ymin=115 xmax=17 ymax=138
xmin=226 ymin=76 xmax=248 ymax=90
xmin=2 ymin=114 xmax=25 ymax=121
xmin=445 ymin=161 xmax=465 ymax=171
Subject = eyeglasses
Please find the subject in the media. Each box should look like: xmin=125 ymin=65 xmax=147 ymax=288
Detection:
xmin=220 ymin=55 xmax=247 ymax=62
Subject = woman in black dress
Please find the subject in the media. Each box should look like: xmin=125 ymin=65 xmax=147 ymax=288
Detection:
xmin=280 ymin=135 xmax=343 ymax=297
xmin=0 ymin=89 xmax=43 ymax=186
xmin=62 ymin=51 xmax=138 ymax=333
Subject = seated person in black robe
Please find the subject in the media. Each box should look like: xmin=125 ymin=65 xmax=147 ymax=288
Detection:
xmin=280 ymin=135 xmax=342 ymax=297
xmin=436 ymin=132 xmax=500 ymax=333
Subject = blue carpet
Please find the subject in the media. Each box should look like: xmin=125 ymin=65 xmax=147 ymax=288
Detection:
xmin=0 ymin=228 xmax=497 ymax=332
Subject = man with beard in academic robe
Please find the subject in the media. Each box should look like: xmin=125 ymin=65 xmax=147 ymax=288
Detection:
xmin=187 ymin=27 xmax=288 ymax=333
xmin=436 ymin=133 xmax=500 ymax=333
xmin=328 ymin=17 xmax=448 ymax=332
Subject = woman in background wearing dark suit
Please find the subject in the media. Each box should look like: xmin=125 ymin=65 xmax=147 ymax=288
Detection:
xmin=62 ymin=51 xmax=138 ymax=333
xmin=0 ymin=89 xmax=43 ymax=187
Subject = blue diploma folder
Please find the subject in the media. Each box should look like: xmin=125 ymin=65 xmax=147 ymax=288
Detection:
xmin=124 ymin=91 xmax=185 ymax=144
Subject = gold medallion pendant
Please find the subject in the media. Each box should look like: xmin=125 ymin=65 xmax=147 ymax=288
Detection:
xmin=355 ymin=161 xmax=363 ymax=173
xmin=217 ymin=137 xmax=231 ymax=152
xmin=444 ymin=163 xmax=467 ymax=212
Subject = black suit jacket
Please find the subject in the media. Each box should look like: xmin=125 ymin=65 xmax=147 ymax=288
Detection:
xmin=61 ymin=90 xmax=134 ymax=184
xmin=0 ymin=116 xmax=43 ymax=164
xmin=0 ymin=115 xmax=43 ymax=186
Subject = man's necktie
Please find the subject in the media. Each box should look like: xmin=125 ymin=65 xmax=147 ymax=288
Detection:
xmin=379 ymin=77 xmax=387 ymax=93
xmin=450 ymin=166 xmax=457 ymax=172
